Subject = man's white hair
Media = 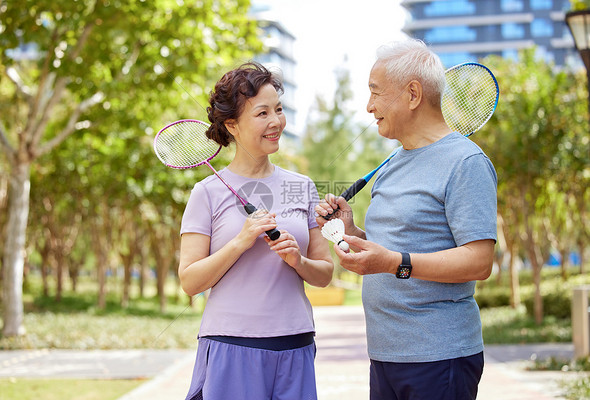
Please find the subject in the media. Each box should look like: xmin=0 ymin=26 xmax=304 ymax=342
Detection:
xmin=376 ymin=39 xmax=446 ymax=106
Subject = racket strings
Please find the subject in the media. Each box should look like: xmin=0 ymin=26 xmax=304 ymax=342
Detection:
xmin=442 ymin=65 xmax=498 ymax=135
xmin=155 ymin=121 xmax=220 ymax=168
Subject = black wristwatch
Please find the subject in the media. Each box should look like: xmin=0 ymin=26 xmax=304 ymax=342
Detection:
xmin=396 ymin=252 xmax=412 ymax=279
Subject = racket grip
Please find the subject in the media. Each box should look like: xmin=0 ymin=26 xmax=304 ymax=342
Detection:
xmin=322 ymin=178 xmax=368 ymax=220
xmin=244 ymin=203 xmax=281 ymax=240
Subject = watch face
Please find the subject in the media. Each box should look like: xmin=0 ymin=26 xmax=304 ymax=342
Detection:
xmin=397 ymin=266 xmax=412 ymax=279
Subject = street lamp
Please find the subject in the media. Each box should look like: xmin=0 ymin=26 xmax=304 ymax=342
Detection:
xmin=565 ymin=9 xmax=590 ymax=116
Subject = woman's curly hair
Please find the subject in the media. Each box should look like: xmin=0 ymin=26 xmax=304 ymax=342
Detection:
xmin=206 ymin=62 xmax=284 ymax=147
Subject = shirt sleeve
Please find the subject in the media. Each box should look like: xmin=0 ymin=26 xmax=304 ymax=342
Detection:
xmin=180 ymin=182 xmax=212 ymax=236
xmin=445 ymin=153 xmax=498 ymax=246
xmin=307 ymin=177 xmax=320 ymax=230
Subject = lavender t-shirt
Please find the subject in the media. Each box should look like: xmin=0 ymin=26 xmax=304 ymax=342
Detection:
xmin=181 ymin=166 xmax=319 ymax=338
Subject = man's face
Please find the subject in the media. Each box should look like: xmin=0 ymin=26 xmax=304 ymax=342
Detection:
xmin=366 ymin=61 xmax=406 ymax=140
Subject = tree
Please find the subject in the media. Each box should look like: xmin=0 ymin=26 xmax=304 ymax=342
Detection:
xmin=477 ymin=49 xmax=589 ymax=323
xmin=0 ymin=0 xmax=261 ymax=336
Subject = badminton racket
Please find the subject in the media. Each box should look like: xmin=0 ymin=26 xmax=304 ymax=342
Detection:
xmin=323 ymin=62 xmax=499 ymax=220
xmin=154 ymin=119 xmax=281 ymax=240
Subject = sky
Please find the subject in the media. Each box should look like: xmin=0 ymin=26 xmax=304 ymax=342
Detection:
xmin=254 ymin=0 xmax=408 ymax=134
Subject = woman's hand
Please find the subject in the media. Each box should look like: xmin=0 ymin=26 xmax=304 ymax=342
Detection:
xmin=234 ymin=209 xmax=278 ymax=251
xmin=264 ymin=229 xmax=302 ymax=269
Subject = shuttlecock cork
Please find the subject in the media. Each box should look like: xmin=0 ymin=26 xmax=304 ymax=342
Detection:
xmin=321 ymin=218 xmax=349 ymax=252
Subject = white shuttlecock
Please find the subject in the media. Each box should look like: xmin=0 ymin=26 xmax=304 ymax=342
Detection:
xmin=321 ymin=218 xmax=349 ymax=252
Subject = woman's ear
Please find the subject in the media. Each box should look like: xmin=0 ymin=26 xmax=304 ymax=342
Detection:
xmin=224 ymin=119 xmax=238 ymax=137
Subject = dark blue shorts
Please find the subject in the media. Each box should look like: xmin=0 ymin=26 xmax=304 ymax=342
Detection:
xmin=369 ymin=352 xmax=484 ymax=400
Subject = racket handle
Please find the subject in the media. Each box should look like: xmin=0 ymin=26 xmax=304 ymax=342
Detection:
xmin=322 ymin=178 xmax=368 ymax=220
xmin=244 ymin=203 xmax=281 ymax=240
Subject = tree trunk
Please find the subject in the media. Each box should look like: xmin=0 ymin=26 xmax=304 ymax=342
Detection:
xmin=524 ymin=227 xmax=544 ymax=324
xmin=39 ymin=237 xmax=51 ymax=297
xmin=90 ymin=219 xmax=108 ymax=310
xmin=69 ymin=264 xmax=79 ymax=292
xmin=579 ymin=239 xmax=586 ymax=275
xmin=559 ymin=248 xmax=568 ymax=281
xmin=121 ymin=251 xmax=133 ymax=309
xmin=1 ymin=162 xmax=31 ymax=337
xmin=508 ymin=243 xmax=521 ymax=309
xmin=120 ymin=217 xmax=137 ymax=309
xmin=494 ymin=251 xmax=504 ymax=285
xmin=55 ymin=255 xmax=63 ymax=303
xmin=500 ymin=215 xmax=521 ymax=309
xmin=149 ymin=225 xmax=168 ymax=314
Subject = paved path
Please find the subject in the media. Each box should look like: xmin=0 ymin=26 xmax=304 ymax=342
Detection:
xmin=0 ymin=305 xmax=583 ymax=400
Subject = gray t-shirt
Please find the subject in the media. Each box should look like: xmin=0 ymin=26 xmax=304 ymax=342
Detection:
xmin=363 ymin=132 xmax=497 ymax=363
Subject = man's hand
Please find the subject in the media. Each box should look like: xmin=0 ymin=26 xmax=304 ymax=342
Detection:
xmin=333 ymin=234 xmax=398 ymax=276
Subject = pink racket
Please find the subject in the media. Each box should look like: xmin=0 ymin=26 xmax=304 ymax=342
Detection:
xmin=154 ymin=119 xmax=280 ymax=240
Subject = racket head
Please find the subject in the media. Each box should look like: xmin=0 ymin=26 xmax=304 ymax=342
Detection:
xmin=154 ymin=119 xmax=222 ymax=169
xmin=442 ymin=62 xmax=499 ymax=137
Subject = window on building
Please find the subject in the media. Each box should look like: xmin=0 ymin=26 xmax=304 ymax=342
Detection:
xmin=425 ymin=26 xmax=477 ymax=43
xmin=531 ymin=19 xmax=554 ymax=37
xmin=502 ymin=49 xmax=519 ymax=61
xmin=439 ymin=52 xmax=475 ymax=68
xmin=501 ymin=0 xmax=524 ymax=12
xmin=530 ymin=0 xmax=552 ymax=10
xmin=502 ymin=23 xmax=525 ymax=39
xmin=535 ymin=46 xmax=555 ymax=64
xmin=424 ymin=0 xmax=475 ymax=16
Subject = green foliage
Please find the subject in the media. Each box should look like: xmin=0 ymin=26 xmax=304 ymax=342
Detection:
xmin=1 ymin=275 xmax=204 ymax=350
xmin=474 ymin=285 xmax=512 ymax=308
xmin=571 ymin=0 xmax=590 ymax=11
xmin=0 ymin=378 xmax=142 ymax=400
xmin=530 ymin=355 xmax=590 ymax=372
xmin=474 ymin=48 xmax=589 ymax=322
xmin=477 ymin=267 xmax=590 ymax=342
xmin=522 ymin=282 xmax=574 ymax=320
xmin=528 ymin=354 xmax=590 ymax=399
xmin=480 ymin=306 xmax=571 ymax=344
xmin=0 ymin=0 xmax=263 ymax=324
xmin=476 ymin=267 xmax=590 ymax=319
xmin=562 ymin=376 xmax=590 ymax=400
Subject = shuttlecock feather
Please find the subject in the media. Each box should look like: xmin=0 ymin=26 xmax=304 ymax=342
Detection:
xmin=321 ymin=218 xmax=349 ymax=252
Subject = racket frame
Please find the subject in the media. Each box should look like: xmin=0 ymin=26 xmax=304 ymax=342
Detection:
xmin=442 ymin=62 xmax=499 ymax=137
xmin=154 ymin=119 xmax=281 ymax=240
xmin=323 ymin=62 xmax=499 ymax=219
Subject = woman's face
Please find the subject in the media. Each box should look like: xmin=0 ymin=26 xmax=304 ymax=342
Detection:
xmin=226 ymin=83 xmax=286 ymax=158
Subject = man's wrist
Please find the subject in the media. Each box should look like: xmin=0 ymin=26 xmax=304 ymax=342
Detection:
xmin=395 ymin=252 xmax=412 ymax=279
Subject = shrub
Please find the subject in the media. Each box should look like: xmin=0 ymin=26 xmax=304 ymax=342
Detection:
xmin=475 ymin=286 xmax=512 ymax=308
xmin=523 ymin=282 xmax=573 ymax=320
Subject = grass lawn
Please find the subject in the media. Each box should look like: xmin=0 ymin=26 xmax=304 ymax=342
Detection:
xmin=0 ymin=378 xmax=144 ymax=400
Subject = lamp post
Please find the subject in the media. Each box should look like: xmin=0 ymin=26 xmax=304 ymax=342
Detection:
xmin=565 ymin=9 xmax=590 ymax=117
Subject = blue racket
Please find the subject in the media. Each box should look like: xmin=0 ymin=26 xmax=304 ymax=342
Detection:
xmin=323 ymin=62 xmax=499 ymax=220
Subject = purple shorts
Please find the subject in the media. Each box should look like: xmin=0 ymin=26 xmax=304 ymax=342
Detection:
xmin=185 ymin=337 xmax=318 ymax=400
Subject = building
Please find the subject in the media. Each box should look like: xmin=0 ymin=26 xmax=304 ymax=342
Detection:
xmin=401 ymin=0 xmax=580 ymax=69
xmin=251 ymin=4 xmax=299 ymax=138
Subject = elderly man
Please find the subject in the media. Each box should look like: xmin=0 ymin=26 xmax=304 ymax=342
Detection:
xmin=316 ymin=39 xmax=497 ymax=400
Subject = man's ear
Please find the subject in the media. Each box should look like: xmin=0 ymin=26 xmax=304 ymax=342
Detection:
xmin=407 ymin=80 xmax=423 ymax=110
xmin=224 ymin=119 xmax=237 ymax=137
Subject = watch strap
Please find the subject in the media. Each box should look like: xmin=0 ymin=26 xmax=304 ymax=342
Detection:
xmin=396 ymin=252 xmax=412 ymax=279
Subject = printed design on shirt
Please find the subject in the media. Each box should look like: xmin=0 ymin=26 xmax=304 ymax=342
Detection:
xmin=236 ymin=181 xmax=274 ymax=216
